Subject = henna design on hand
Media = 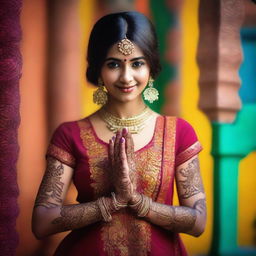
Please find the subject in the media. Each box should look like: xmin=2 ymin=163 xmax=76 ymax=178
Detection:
xmin=178 ymin=158 xmax=204 ymax=199
xmin=35 ymin=157 xmax=64 ymax=208
xmin=109 ymin=129 xmax=134 ymax=202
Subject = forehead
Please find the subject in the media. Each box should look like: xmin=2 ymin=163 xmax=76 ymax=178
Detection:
xmin=106 ymin=42 xmax=144 ymax=59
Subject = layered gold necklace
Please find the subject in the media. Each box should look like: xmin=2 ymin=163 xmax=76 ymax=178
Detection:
xmin=100 ymin=106 xmax=153 ymax=134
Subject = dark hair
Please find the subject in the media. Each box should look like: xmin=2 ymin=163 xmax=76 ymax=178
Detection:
xmin=86 ymin=11 xmax=161 ymax=86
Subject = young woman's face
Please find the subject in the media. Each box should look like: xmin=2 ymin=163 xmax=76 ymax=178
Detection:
xmin=100 ymin=42 xmax=150 ymax=103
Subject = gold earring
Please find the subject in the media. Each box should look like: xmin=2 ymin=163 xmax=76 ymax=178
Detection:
xmin=93 ymin=78 xmax=108 ymax=105
xmin=143 ymin=77 xmax=159 ymax=103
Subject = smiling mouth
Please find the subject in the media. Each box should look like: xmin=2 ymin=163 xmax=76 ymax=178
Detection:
xmin=116 ymin=85 xmax=136 ymax=93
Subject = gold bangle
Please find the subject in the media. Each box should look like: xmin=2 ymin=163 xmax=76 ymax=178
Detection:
xmin=129 ymin=194 xmax=152 ymax=217
xmin=111 ymin=192 xmax=127 ymax=210
xmin=97 ymin=197 xmax=112 ymax=222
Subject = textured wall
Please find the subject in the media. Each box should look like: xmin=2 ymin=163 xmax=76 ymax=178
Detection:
xmin=0 ymin=0 xmax=22 ymax=255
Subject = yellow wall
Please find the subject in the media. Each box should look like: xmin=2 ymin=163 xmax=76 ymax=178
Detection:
xmin=179 ymin=0 xmax=213 ymax=254
xmin=238 ymin=152 xmax=256 ymax=246
xmin=79 ymin=0 xmax=99 ymax=117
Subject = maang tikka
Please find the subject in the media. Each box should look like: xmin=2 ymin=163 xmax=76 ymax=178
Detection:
xmin=93 ymin=78 xmax=108 ymax=105
xmin=143 ymin=77 xmax=159 ymax=103
xmin=117 ymin=37 xmax=134 ymax=56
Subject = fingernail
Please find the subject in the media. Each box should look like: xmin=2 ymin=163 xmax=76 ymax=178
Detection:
xmin=123 ymin=127 xmax=128 ymax=135
xmin=121 ymin=137 xmax=125 ymax=143
xmin=112 ymin=136 xmax=115 ymax=141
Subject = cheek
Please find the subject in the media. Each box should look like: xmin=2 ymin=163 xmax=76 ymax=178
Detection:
xmin=101 ymin=69 xmax=118 ymax=85
xmin=136 ymin=69 xmax=150 ymax=83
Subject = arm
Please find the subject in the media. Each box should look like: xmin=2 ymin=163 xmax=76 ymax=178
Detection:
xmin=32 ymin=157 xmax=114 ymax=239
xmin=130 ymin=155 xmax=206 ymax=237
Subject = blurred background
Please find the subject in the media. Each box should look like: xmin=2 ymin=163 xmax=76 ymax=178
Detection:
xmin=15 ymin=0 xmax=256 ymax=255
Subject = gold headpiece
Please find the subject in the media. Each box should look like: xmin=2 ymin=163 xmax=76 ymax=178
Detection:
xmin=117 ymin=38 xmax=134 ymax=56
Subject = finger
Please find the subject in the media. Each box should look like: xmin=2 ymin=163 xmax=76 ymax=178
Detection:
xmin=109 ymin=138 xmax=114 ymax=167
xmin=126 ymin=132 xmax=135 ymax=163
xmin=114 ymin=130 xmax=122 ymax=165
xmin=120 ymin=137 xmax=129 ymax=176
xmin=122 ymin=127 xmax=128 ymax=137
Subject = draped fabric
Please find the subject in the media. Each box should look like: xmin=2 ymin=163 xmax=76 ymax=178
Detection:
xmin=46 ymin=116 xmax=202 ymax=256
xmin=0 ymin=0 xmax=22 ymax=254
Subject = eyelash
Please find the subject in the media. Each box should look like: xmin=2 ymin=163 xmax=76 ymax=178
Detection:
xmin=106 ymin=61 xmax=145 ymax=69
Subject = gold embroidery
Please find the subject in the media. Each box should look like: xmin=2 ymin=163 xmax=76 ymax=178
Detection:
xmin=102 ymin=211 xmax=151 ymax=256
xmin=176 ymin=141 xmax=202 ymax=167
xmin=135 ymin=117 xmax=164 ymax=199
xmin=157 ymin=116 xmax=176 ymax=204
xmin=46 ymin=144 xmax=76 ymax=168
xmin=78 ymin=120 xmax=111 ymax=197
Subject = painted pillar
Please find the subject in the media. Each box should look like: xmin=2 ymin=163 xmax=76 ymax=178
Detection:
xmin=17 ymin=0 xmax=48 ymax=255
xmin=197 ymin=0 xmax=256 ymax=255
xmin=0 ymin=0 xmax=22 ymax=255
xmin=47 ymin=0 xmax=81 ymax=133
xmin=161 ymin=0 xmax=183 ymax=116
xmin=149 ymin=0 xmax=177 ymax=114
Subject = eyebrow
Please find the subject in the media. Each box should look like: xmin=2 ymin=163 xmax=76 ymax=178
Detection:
xmin=105 ymin=56 xmax=146 ymax=62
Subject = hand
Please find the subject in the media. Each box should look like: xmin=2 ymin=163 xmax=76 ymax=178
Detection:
xmin=109 ymin=129 xmax=135 ymax=203
xmin=122 ymin=129 xmax=137 ymax=185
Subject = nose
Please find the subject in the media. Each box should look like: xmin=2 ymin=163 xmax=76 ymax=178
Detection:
xmin=119 ymin=65 xmax=133 ymax=85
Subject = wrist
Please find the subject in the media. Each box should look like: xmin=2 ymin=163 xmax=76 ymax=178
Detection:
xmin=129 ymin=192 xmax=141 ymax=205
xmin=112 ymin=192 xmax=128 ymax=210
xmin=129 ymin=194 xmax=152 ymax=218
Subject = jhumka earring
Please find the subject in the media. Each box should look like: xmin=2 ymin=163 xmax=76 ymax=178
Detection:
xmin=143 ymin=77 xmax=159 ymax=103
xmin=93 ymin=78 xmax=108 ymax=105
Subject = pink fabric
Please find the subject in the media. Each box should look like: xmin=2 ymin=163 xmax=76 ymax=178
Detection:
xmin=175 ymin=118 xmax=199 ymax=156
xmin=46 ymin=116 xmax=201 ymax=256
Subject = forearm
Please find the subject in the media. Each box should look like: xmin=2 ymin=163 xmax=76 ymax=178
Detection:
xmin=32 ymin=198 xmax=113 ymax=239
xmin=130 ymin=195 xmax=206 ymax=237
xmin=146 ymin=202 xmax=201 ymax=236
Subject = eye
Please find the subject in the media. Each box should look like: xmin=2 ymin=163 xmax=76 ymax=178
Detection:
xmin=106 ymin=61 xmax=120 ymax=69
xmin=132 ymin=61 xmax=145 ymax=68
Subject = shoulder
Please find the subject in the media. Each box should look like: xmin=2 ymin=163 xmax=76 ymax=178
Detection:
xmin=52 ymin=120 xmax=80 ymax=140
xmin=161 ymin=115 xmax=195 ymax=131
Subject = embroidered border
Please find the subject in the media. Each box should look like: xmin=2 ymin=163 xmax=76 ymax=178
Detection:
xmin=176 ymin=141 xmax=202 ymax=167
xmin=156 ymin=116 xmax=176 ymax=204
xmin=46 ymin=143 xmax=76 ymax=168
xmin=78 ymin=119 xmax=110 ymax=197
xmin=135 ymin=116 xmax=164 ymax=200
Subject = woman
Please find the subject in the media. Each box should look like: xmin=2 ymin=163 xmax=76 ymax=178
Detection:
xmin=32 ymin=11 xmax=206 ymax=256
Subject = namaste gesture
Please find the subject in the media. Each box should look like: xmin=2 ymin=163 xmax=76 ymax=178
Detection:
xmin=109 ymin=128 xmax=137 ymax=204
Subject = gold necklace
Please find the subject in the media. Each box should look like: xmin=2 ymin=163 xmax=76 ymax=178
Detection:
xmin=100 ymin=106 xmax=153 ymax=134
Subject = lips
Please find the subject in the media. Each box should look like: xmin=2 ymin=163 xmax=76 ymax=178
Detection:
xmin=116 ymin=85 xmax=136 ymax=93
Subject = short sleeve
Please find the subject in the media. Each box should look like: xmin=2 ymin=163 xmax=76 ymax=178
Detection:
xmin=175 ymin=118 xmax=202 ymax=167
xmin=46 ymin=122 xmax=76 ymax=168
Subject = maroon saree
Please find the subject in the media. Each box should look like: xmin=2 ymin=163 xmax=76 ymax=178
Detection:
xmin=46 ymin=116 xmax=202 ymax=256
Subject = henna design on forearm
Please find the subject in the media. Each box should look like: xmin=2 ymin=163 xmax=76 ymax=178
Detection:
xmin=178 ymin=158 xmax=204 ymax=199
xmin=148 ymin=202 xmax=196 ymax=232
xmin=35 ymin=157 xmax=64 ymax=208
xmin=51 ymin=202 xmax=101 ymax=232
xmin=145 ymin=195 xmax=206 ymax=234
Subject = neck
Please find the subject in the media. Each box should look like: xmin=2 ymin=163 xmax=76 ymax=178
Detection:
xmin=103 ymin=98 xmax=147 ymax=118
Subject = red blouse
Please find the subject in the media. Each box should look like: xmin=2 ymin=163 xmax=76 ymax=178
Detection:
xmin=46 ymin=116 xmax=202 ymax=256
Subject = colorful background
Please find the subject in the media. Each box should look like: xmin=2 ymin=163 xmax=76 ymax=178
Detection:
xmin=2 ymin=0 xmax=256 ymax=255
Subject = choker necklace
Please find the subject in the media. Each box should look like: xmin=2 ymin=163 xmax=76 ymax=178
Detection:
xmin=100 ymin=106 xmax=153 ymax=134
